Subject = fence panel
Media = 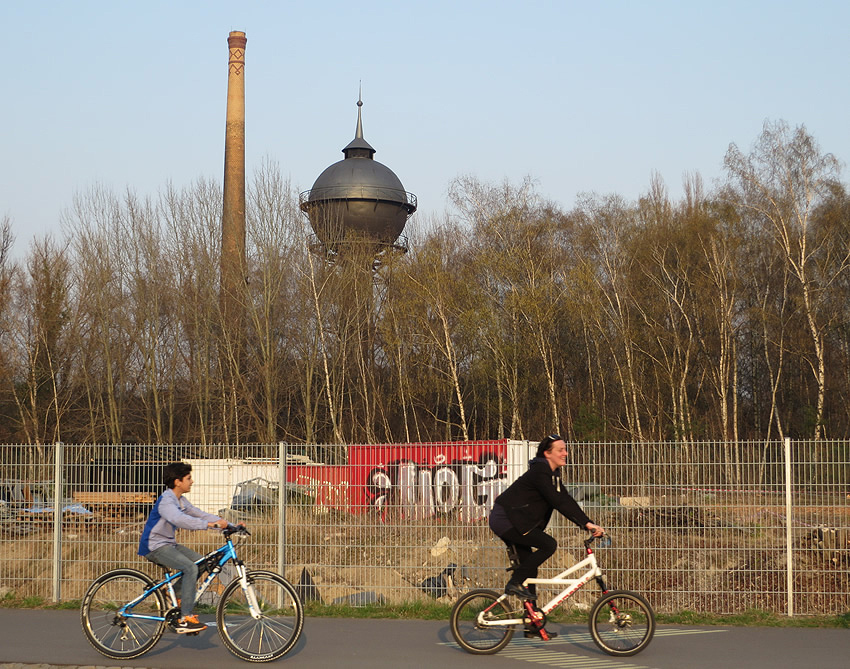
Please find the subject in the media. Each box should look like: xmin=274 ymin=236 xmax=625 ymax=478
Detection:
xmin=0 ymin=440 xmax=847 ymax=615
xmin=789 ymin=439 xmax=850 ymax=615
xmin=571 ymin=440 xmax=793 ymax=614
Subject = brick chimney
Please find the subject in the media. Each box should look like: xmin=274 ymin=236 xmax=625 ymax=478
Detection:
xmin=220 ymin=30 xmax=246 ymax=316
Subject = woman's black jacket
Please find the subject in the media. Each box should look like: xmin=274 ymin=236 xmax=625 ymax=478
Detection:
xmin=494 ymin=457 xmax=592 ymax=535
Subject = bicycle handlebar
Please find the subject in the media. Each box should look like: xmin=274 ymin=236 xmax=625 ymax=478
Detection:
xmin=223 ymin=524 xmax=251 ymax=538
xmin=583 ymin=533 xmax=611 ymax=549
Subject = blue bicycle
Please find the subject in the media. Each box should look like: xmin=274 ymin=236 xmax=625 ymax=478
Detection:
xmin=80 ymin=525 xmax=303 ymax=662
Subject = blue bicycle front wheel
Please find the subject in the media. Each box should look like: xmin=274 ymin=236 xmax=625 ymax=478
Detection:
xmin=216 ymin=570 xmax=304 ymax=662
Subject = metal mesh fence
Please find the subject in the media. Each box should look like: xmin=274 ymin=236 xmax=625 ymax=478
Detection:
xmin=0 ymin=439 xmax=847 ymax=615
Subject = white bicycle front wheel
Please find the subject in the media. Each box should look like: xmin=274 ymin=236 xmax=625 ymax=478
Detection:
xmin=589 ymin=590 xmax=655 ymax=656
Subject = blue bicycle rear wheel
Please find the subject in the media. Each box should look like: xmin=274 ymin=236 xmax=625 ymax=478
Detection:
xmin=80 ymin=569 xmax=166 ymax=660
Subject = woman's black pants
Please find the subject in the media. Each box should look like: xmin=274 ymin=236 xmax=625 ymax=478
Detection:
xmin=498 ymin=527 xmax=558 ymax=587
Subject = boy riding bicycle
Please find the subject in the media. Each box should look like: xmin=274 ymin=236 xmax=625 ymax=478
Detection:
xmin=138 ymin=462 xmax=229 ymax=633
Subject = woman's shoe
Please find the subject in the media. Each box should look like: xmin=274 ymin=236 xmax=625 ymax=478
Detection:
xmin=524 ymin=626 xmax=558 ymax=639
xmin=504 ymin=581 xmax=534 ymax=599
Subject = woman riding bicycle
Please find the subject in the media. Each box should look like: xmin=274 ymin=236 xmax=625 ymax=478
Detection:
xmin=489 ymin=435 xmax=604 ymax=637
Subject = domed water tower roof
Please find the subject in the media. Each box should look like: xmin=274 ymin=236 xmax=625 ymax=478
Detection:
xmin=300 ymin=97 xmax=417 ymax=251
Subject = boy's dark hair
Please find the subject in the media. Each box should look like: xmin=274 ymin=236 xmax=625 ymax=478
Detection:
xmin=163 ymin=462 xmax=192 ymax=488
xmin=536 ymin=434 xmax=563 ymax=458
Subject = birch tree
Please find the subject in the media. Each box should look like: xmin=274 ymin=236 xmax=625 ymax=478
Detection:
xmin=725 ymin=121 xmax=847 ymax=440
xmin=573 ymin=194 xmax=647 ymax=441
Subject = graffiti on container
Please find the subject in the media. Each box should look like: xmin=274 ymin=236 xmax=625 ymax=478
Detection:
xmin=366 ymin=453 xmax=507 ymax=522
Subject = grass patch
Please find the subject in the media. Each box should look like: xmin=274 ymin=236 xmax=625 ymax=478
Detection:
xmin=656 ymin=608 xmax=850 ymax=629
xmin=0 ymin=593 xmax=82 ymax=610
xmin=49 ymin=599 xmax=81 ymax=610
xmin=0 ymin=594 xmax=47 ymax=608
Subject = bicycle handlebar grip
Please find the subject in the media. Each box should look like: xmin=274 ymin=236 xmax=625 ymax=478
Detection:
xmin=225 ymin=523 xmax=251 ymax=536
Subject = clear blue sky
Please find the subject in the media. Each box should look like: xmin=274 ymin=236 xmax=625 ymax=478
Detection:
xmin=2 ymin=1 xmax=848 ymax=257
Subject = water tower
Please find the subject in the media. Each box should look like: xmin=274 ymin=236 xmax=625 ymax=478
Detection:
xmin=300 ymin=96 xmax=417 ymax=265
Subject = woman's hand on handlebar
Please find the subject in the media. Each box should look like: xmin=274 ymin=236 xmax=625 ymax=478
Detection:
xmin=585 ymin=522 xmax=605 ymax=537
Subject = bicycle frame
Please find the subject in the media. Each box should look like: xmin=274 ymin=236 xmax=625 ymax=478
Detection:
xmin=117 ymin=534 xmax=260 ymax=622
xmin=477 ymin=546 xmax=607 ymax=628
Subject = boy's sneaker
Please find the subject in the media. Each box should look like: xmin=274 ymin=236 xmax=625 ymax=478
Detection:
xmin=174 ymin=614 xmax=207 ymax=633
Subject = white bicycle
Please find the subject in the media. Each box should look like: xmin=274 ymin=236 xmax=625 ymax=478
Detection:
xmin=450 ymin=534 xmax=655 ymax=656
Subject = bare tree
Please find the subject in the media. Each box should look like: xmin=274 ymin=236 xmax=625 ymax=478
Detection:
xmin=303 ymin=229 xmax=345 ymax=449
xmin=10 ymin=237 xmax=72 ymax=445
xmin=2 ymin=122 xmax=850 ymax=445
xmin=160 ymin=179 xmax=222 ymax=444
xmin=402 ymin=221 xmax=475 ymax=441
xmin=573 ymin=193 xmax=647 ymax=441
xmin=242 ymin=163 xmax=302 ymax=444
xmin=64 ymin=186 xmax=134 ymax=443
xmin=0 ymin=217 xmax=17 ymax=442
xmin=725 ymin=121 xmax=847 ymax=440
xmin=451 ymin=176 xmax=573 ymax=438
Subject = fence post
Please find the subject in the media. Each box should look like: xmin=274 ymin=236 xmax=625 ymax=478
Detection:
xmin=278 ymin=441 xmax=286 ymax=576
xmin=52 ymin=441 xmax=63 ymax=603
xmin=783 ymin=436 xmax=793 ymax=617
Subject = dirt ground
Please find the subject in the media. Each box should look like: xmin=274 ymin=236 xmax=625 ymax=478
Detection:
xmin=1 ymin=501 xmax=848 ymax=615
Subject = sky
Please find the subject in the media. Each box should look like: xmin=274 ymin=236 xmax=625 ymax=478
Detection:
xmin=2 ymin=1 xmax=849 ymax=259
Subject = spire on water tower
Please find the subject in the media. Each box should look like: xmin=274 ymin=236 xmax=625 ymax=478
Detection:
xmin=343 ymin=85 xmax=375 ymax=158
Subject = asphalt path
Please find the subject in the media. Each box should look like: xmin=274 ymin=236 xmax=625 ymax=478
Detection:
xmin=0 ymin=609 xmax=847 ymax=668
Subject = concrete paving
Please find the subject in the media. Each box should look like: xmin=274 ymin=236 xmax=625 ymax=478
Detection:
xmin=0 ymin=609 xmax=847 ymax=668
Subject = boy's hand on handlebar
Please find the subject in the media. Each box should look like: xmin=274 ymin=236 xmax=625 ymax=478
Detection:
xmin=585 ymin=522 xmax=605 ymax=537
xmin=225 ymin=521 xmax=250 ymax=534
xmin=208 ymin=518 xmax=229 ymax=530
